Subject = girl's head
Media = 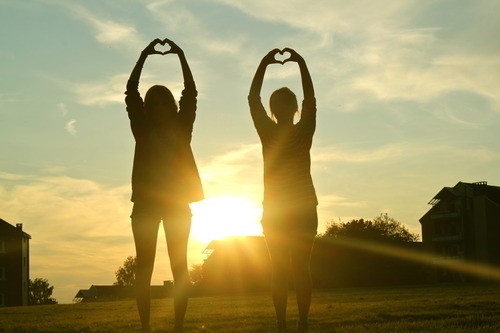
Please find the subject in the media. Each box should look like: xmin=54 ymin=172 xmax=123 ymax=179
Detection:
xmin=144 ymin=85 xmax=178 ymax=122
xmin=269 ymin=87 xmax=298 ymax=124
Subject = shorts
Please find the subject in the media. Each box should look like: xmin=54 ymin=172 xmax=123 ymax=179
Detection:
xmin=130 ymin=200 xmax=192 ymax=225
xmin=261 ymin=205 xmax=318 ymax=237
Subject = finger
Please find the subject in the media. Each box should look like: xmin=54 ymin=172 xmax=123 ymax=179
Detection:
xmin=282 ymin=47 xmax=295 ymax=54
xmin=269 ymin=48 xmax=281 ymax=55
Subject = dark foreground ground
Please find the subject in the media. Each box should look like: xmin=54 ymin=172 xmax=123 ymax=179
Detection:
xmin=1 ymin=283 xmax=500 ymax=332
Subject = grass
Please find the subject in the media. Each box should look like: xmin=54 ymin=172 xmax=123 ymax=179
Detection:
xmin=1 ymin=283 xmax=500 ymax=332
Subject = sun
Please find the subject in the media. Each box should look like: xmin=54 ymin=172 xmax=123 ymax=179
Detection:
xmin=190 ymin=196 xmax=263 ymax=243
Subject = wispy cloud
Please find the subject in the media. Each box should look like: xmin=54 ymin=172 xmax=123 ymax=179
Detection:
xmin=0 ymin=171 xmax=34 ymax=181
xmin=146 ymin=1 xmax=249 ymax=58
xmin=211 ymin=1 xmax=500 ymax=110
xmin=210 ymin=0 xmax=415 ymax=35
xmin=313 ymin=141 xmax=497 ymax=166
xmin=319 ymin=194 xmax=365 ymax=209
xmin=313 ymin=142 xmax=408 ymax=164
xmin=64 ymin=119 xmax=77 ymax=135
xmin=431 ymin=105 xmax=480 ymax=128
xmin=70 ymin=72 xmax=187 ymax=107
xmin=71 ymin=74 xmax=128 ymax=107
xmin=54 ymin=2 xmax=142 ymax=48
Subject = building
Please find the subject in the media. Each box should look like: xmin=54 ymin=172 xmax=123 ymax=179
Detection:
xmin=201 ymin=236 xmax=271 ymax=294
xmin=419 ymin=181 xmax=500 ymax=280
xmin=74 ymin=282 xmax=173 ymax=302
xmin=0 ymin=218 xmax=31 ymax=306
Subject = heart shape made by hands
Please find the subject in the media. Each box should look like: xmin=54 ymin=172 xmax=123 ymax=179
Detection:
xmin=274 ymin=49 xmax=291 ymax=64
xmin=154 ymin=40 xmax=172 ymax=55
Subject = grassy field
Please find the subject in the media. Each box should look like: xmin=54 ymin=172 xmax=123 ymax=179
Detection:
xmin=1 ymin=283 xmax=500 ymax=332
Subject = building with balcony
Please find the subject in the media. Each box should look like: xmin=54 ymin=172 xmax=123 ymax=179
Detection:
xmin=419 ymin=181 xmax=500 ymax=280
xmin=0 ymin=218 xmax=31 ymax=306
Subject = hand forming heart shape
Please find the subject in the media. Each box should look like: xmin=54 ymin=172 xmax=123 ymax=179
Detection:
xmin=274 ymin=49 xmax=292 ymax=64
xmin=154 ymin=39 xmax=173 ymax=55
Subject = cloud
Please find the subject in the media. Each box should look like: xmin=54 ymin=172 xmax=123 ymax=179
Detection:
xmin=319 ymin=194 xmax=365 ymax=209
xmin=0 ymin=171 xmax=34 ymax=181
xmin=55 ymin=2 xmax=142 ymax=47
xmin=313 ymin=142 xmax=408 ymax=164
xmin=146 ymin=1 xmax=199 ymax=33
xmin=145 ymin=1 xmax=249 ymax=58
xmin=0 ymin=169 xmax=226 ymax=303
xmin=350 ymin=45 xmax=500 ymax=108
xmin=0 ymin=172 xmax=136 ymax=303
xmin=209 ymin=1 xmax=500 ymax=110
xmin=431 ymin=105 xmax=480 ymax=129
xmin=64 ymin=119 xmax=77 ymax=135
xmin=210 ymin=0 xmax=415 ymax=36
xmin=70 ymin=71 xmax=188 ymax=107
xmin=58 ymin=102 xmax=77 ymax=136
xmin=71 ymin=73 xmax=128 ymax=107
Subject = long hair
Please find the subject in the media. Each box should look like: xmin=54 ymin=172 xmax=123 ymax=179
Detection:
xmin=144 ymin=85 xmax=178 ymax=115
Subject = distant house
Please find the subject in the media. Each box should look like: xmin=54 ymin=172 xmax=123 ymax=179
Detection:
xmin=74 ymin=281 xmax=173 ymax=302
xmin=0 ymin=218 xmax=31 ymax=306
xmin=420 ymin=181 xmax=500 ymax=280
xmin=201 ymin=236 xmax=271 ymax=294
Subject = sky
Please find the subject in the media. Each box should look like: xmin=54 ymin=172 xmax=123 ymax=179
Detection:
xmin=1 ymin=0 xmax=499 ymax=304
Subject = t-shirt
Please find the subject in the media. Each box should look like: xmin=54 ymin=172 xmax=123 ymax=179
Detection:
xmin=248 ymin=95 xmax=318 ymax=208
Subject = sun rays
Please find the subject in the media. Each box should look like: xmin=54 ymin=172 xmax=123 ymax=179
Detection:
xmin=190 ymin=196 xmax=263 ymax=243
xmin=328 ymin=236 xmax=500 ymax=282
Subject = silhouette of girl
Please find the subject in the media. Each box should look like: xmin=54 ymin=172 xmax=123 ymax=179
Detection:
xmin=248 ymin=48 xmax=318 ymax=333
xmin=125 ymin=38 xmax=203 ymax=333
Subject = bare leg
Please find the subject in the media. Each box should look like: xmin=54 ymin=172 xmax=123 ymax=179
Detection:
xmin=265 ymin=234 xmax=290 ymax=333
xmin=164 ymin=208 xmax=191 ymax=333
xmin=132 ymin=217 xmax=160 ymax=333
xmin=290 ymin=234 xmax=315 ymax=333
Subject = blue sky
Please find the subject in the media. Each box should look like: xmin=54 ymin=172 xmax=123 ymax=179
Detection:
xmin=1 ymin=0 xmax=499 ymax=303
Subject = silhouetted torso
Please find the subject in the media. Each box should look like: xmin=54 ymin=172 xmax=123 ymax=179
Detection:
xmin=249 ymin=96 xmax=318 ymax=208
xmin=126 ymin=80 xmax=203 ymax=205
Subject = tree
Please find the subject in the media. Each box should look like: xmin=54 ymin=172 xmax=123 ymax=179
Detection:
xmin=29 ymin=278 xmax=57 ymax=305
xmin=312 ymin=214 xmax=425 ymax=288
xmin=114 ymin=256 xmax=136 ymax=286
xmin=189 ymin=264 xmax=205 ymax=287
xmin=321 ymin=213 xmax=419 ymax=243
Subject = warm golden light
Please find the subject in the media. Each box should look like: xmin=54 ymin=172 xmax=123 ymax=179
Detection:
xmin=190 ymin=196 xmax=263 ymax=243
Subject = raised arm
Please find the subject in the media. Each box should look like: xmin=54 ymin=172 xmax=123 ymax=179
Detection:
xmin=125 ymin=39 xmax=162 ymax=140
xmin=282 ymin=48 xmax=315 ymax=101
xmin=163 ymin=38 xmax=196 ymax=92
xmin=162 ymin=38 xmax=197 ymax=132
xmin=127 ymin=39 xmax=164 ymax=91
xmin=249 ymin=48 xmax=282 ymax=99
